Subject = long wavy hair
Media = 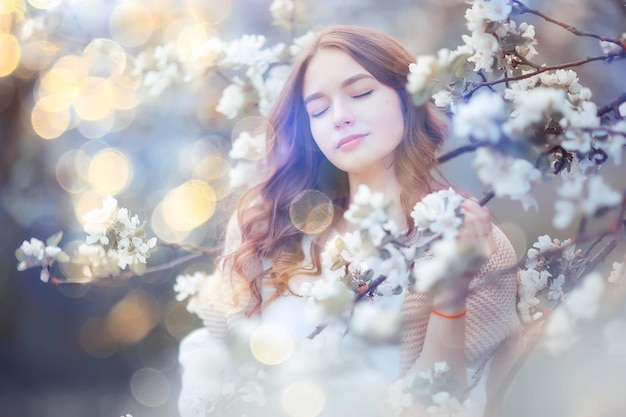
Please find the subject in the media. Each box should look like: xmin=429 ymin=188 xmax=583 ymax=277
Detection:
xmin=222 ymin=25 xmax=448 ymax=315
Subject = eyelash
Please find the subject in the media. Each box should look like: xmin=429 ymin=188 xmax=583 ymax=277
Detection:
xmin=310 ymin=90 xmax=374 ymax=119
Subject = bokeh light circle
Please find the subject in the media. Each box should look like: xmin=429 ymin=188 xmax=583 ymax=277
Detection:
xmin=161 ymin=180 xmax=216 ymax=232
xmin=74 ymin=76 xmax=115 ymax=121
xmin=0 ymin=34 xmax=21 ymax=77
xmin=231 ymin=116 xmax=272 ymax=161
xmin=249 ymin=324 xmax=294 ymax=365
xmin=130 ymin=368 xmax=170 ymax=407
xmin=289 ymin=189 xmax=334 ymax=234
xmin=31 ymin=97 xmax=71 ymax=139
xmin=281 ymin=380 xmax=326 ymax=417
xmin=186 ymin=0 xmax=232 ymax=25
xmin=87 ymin=148 xmax=133 ymax=195
xmin=109 ymin=2 xmax=155 ymax=48
xmin=28 ymin=0 xmax=62 ymax=10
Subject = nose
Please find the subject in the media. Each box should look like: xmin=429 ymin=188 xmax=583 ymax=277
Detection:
xmin=332 ymin=99 xmax=354 ymax=129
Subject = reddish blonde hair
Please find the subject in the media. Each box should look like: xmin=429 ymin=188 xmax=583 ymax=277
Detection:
xmin=223 ymin=25 xmax=448 ymax=314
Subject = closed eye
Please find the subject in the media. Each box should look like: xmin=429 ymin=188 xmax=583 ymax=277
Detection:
xmin=311 ymin=107 xmax=329 ymax=118
xmin=353 ymin=90 xmax=373 ymax=99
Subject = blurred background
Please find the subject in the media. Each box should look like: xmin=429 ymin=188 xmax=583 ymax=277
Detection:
xmin=1 ymin=0 xmax=626 ymax=416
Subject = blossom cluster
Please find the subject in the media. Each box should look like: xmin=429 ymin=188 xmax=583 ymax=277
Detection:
xmin=387 ymin=361 xmax=472 ymax=416
xmin=517 ymin=234 xmax=582 ymax=323
xmin=15 ymin=233 xmax=69 ymax=283
xmin=82 ymin=196 xmax=157 ymax=275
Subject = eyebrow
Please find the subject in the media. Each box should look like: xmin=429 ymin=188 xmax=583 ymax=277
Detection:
xmin=303 ymin=73 xmax=374 ymax=105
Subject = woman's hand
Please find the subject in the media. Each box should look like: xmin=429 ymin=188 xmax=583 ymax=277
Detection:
xmin=457 ymin=198 xmax=496 ymax=259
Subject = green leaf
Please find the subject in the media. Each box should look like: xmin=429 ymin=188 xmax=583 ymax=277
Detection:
xmin=132 ymin=262 xmax=146 ymax=276
xmin=331 ymin=260 xmax=345 ymax=271
xmin=57 ymin=252 xmax=70 ymax=263
xmin=46 ymin=231 xmax=63 ymax=247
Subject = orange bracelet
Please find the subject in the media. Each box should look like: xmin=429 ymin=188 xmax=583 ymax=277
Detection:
xmin=432 ymin=309 xmax=467 ymax=319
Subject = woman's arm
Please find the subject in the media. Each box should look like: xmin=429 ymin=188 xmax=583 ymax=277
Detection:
xmin=409 ymin=199 xmax=495 ymax=387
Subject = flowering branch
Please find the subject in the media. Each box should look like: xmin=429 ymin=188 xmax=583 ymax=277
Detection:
xmin=116 ymin=250 xmax=216 ymax=280
xmin=468 ymin=51 xmax=626 ymax=97
xmin=512 ymin=0 xmax=625 ymax=47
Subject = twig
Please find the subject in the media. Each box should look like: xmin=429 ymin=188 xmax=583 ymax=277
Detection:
xmin=477 ymin=190 xmax=495 ymax=207
xmin=467 ymin=52 xmax=625 ymax=97
xmin=512 ymin=0 xmax=625 ymax=48
xmin=437 ymin=142 xmax=489 ymax=164
xmin=597 ymin=92 xmax=626 ymax=117
xmin=117 ymin=251 xmax=212 ymax=280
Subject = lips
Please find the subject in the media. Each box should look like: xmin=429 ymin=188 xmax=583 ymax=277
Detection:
xmin=336 ymin=133 xmax=368 ymax=150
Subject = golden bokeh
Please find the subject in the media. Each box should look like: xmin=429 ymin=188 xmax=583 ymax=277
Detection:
xmin=39 ymin=67 xmax=81 ymax=110
xmin=0 ymin=33 xmax=20 ymax=77
xmin=186 ymin=0 xmax=231 ymax=26
xmin=163 ymin=300 xmax=200 ymax=339
xmin=281 ymin=380 xmax=326 ymax=417
xmin=249 ymin=324 xmax=294 ymax=366
xmin=53 ymin=54 xmax=89 ymax=80
xmin=289 ymin=190 xmax=334 ymax=234
xmin=109 ymin=2 xmax=155 ymax=48
xmin=0 ymin=0 xmax=24 ymax=14
xmin=87 ymin=148 xmax=133 ymax=195
xmin=130 ymin=368 xmax=170 ymax=407
xmin=56 ymin=150 xmax=89 ymax=193
xmin=106 ymin=290 xmax=159 ymax=345
xmin=19 ymin=40 xmax=59 ymax=72
xmin=74 ymin=190 xmax=106 ymax=225
xmin=83 ymin=38 xmax=126 ymax=77
xmin=161 ymin=180 xmax=216 ymax=232
xmin=76 ymin=112 xmax=115 ymax=139
xmin=27 ymin=0 xmax=62 ymax=10
xmin=80 ymin=317 xmax=118 ymax=358
xmin=74 ymin=76 xmax=115 ymax=121
xmin=31 ymin=97 xmax=70 ymax=139
xmin=150 ymin=202 xmax=191 ymax=244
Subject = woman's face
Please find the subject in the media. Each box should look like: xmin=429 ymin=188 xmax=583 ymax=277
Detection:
xmin=302 ymin=47 xmax=405 ymax=175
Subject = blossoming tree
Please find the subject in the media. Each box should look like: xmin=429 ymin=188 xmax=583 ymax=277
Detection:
xmin=5 ymin=0 xmax=626 ymax=415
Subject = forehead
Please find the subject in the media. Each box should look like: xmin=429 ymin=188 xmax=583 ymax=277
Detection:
xmin=302 ymin=47 xmax=373 ymax=94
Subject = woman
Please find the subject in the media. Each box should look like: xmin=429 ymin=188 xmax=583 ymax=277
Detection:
xmin=179 ymin=25 xmax=523 ymax=417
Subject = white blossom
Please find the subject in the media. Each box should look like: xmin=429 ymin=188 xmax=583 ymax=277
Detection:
xmin=257 ymin=64 xmax=291 ymax=117
xmin=270 ymin=0 xmax=294 ymax=28
xmin=216 ymin=82 xmax=246 ymax=120
xmin=387 ymin=376 xmax=414 ymax=416
xmin=472 ymin=147 xmax=541 ymax=210
xmin=432 ymin=90 xmax=453 ymax=108
xmin=599 ymin=39 xmax=623 ymax=54
xmin=350 ymin=302 xmax=401 ymax=342
xmin=545 ymin=272 xmax=606 ymax=354
xmin=75 ymin=243 xmax=121 ymax=279
xmin=84 ymin=196 xmax=119 ymax=245
xmin=608 ymin=260 xmax=625 ymax=284
xmin=583 ymin=175 xmax=622 ymax=216
xmin=289 ymin=30 xmax=319 ymax=56
xmin=547 ymin=274 xmax=565 ymax=301
xmin=462 ymin=31 xmax=499 ymax=71
xmin=16 ymin=237 xmax=69 ymax=282
xmin=427 ymin=391 xmax=464 ymax=416
xmin=412 ymin=237 xmax=461 ymax=292
xmin=230 ymin=131 xmax=266 ymax=160
xmin=453 ymin=91 xmax=507 ymax=143
xmin=504 ymin=87 xmax=567 ymax=138
xmin=410 ymin=188 xmax=465 ymax=238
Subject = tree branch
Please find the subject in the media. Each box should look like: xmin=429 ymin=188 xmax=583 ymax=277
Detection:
xmin=437 ymin=142 xmax=490 ymax=164
xmin=512 ymin=0 xmax=625 ymax=48
xmin=467 ymin=52 xmax=625 ymax=97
